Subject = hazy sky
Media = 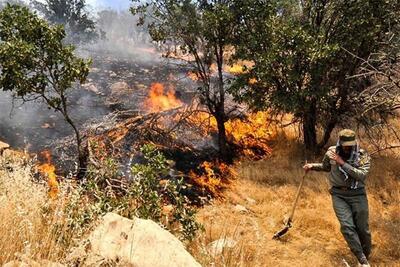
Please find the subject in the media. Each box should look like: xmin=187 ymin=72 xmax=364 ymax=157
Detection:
xmin=86 ymin=0 xmax=131 ymax=11
xmin=3 ymin=0 xmax=133 ymax=11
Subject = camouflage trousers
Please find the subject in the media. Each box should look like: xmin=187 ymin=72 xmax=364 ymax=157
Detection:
xmin=330 ymin=188 xmax=372 ymax=261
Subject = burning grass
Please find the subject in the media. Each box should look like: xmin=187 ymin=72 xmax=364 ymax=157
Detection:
xmin=189 ymin=161 xmax=237 ymax=198
xmin=37 ymin=150 xmax=59 ymax=199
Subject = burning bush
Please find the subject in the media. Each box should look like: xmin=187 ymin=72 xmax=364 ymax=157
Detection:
xmin=189 ymin=161 xmax=237 ymax=199
xmin=53 ymin=101 xmax=275 ymax=200
xmin=188 ymin=110 xmax=274 ymax=159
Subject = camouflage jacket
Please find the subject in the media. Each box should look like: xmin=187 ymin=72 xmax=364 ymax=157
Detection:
xmin=310 ymin=146 xmax=371 ymax=188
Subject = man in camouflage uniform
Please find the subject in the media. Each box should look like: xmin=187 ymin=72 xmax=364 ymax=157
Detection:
xmin=303 ymin=129 xmax=372 ymax=267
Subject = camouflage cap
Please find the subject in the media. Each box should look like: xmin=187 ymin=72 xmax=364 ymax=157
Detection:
xmin=338 ymin=129 xmax=357 ymax=146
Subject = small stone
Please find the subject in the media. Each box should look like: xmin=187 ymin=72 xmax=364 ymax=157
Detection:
xmin=82 ymin=83 xmax=100 ymax=94
xmin=234 ymin=204 xmax=249 ymax=213
xmin=0 ymin=140 xmax=10 ymax=151
xmin=41 ymin=123 xmax=54 ymax=129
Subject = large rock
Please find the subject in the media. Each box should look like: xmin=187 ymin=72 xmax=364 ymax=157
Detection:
xmin=70 ymin=213 xmax=201 ymax=267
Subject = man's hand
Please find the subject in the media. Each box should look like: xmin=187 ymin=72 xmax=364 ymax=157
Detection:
xmin=327 ymin=151 xmax=345 ymax=165
xmin=303 ymin=163 xmax=313 ymax=173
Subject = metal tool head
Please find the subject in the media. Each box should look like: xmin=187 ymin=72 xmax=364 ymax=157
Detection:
xmin=272 ymin=220 xmax=292 ymax=240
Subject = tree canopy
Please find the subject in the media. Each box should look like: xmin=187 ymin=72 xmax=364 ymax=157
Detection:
xmin=31 ymin=0 xmax=98 ymax=44
xmin=231 ymin=0 xmax=400 ymax=153
xmin=0 ymin=4 xmax=91 ymax=176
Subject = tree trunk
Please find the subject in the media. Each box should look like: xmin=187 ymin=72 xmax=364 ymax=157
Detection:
xmin=317 ymin=116 xmax=338 ymax=150
xmin=214 ymin=44 xmax=231 ymax=163
xmin=215 ymin=111 xmax=232 ymax=163
xmin=64 ymin=113 xmax=87 ymax=179
xmin=303 ymin=100 xmax=318 ymax=155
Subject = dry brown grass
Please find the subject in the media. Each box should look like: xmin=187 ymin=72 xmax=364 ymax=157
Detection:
xmin=189 ymin=137 xmax=400 ymax=267
xmin=1 ymin=130 xmax=399 ymax=266
xmin=0 ymin=153 xmax=74 ymax=265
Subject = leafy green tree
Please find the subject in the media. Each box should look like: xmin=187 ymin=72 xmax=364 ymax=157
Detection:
xmin=31 ymin=0 xmax=98 ymax=44
xmin=232 ymin=0 xmax=400 ymax=153
xmin=131 ymin=0 xmax=238 ymax=162
xmin=0 ymin=4 xmax=91 ymax=177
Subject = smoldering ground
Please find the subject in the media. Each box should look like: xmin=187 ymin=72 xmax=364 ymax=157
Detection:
xmin=0 ymin=8 xmax=196 ymax=152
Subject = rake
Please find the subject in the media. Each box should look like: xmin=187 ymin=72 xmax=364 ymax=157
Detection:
xmin=273 ymin=172 xmax=307 ymax=239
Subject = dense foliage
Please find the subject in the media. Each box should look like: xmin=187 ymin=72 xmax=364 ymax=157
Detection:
xmin=231 ymin=0 xmax=400 ymax=153
xmin=131 ymin=0 xmax=400 ymax=154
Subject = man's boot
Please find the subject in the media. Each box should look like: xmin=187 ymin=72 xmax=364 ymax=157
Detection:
xmin=358 ymin=254 xmax=370 ymax=267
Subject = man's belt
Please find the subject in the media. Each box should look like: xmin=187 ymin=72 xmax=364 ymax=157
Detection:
xmin=332 ymin=186 xmax=354 ymax=191
xmin=330 ymin=186 xmax=366 ymax=196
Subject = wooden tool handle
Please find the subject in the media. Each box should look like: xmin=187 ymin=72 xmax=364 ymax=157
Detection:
xmin=288 ymin=173 xmax=307 ymax=222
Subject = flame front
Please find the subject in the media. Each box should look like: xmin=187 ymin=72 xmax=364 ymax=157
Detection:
xmin=189 ymin=111 xmax=274 ymax=159
xmin=38 ymin=150 xmax=59 ymax=199
xmin=189 ymin=160 xmax=235 ymax=198
xmin=144 ymin=83 xmax=183 ymax=112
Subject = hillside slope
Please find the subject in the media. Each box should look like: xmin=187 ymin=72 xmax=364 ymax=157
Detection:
xmin=190 ymin=140 xmax=400 ymax=267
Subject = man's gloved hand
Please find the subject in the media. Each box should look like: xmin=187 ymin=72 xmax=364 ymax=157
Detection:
xmin=327 ymin=151 xmax=345 ymax=166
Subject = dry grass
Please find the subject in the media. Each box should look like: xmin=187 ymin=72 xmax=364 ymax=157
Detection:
xmin=0 ymin=153 xmax=75 ymax=265
xmin=189 ymin=138 xmax=400 ymax=267
xmin=1 ymin=131 xmax=399 ymax=266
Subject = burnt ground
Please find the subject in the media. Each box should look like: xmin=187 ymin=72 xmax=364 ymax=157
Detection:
xmin=0 ymin=48 xmax=196 ymax=152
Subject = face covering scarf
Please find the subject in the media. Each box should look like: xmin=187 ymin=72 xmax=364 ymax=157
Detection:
xmin=335 ymin=140 xmax=361 ymax=189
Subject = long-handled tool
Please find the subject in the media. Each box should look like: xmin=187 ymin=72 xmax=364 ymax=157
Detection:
xmin=273 ymin=173 xmax=307 ymax=239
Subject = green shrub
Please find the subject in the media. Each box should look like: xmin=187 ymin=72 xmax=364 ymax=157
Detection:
xmin=62 ymin=143 xmax=201 ymax=242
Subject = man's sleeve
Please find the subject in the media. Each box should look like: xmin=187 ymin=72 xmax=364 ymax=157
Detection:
xmin=341 ymin=151 xmax=371 ymax=182
xmin=310 ymin=152 xmax=331 ymax=172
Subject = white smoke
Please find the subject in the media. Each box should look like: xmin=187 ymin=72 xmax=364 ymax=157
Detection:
xmin=80 ymin=9 xmax=159 ymax=63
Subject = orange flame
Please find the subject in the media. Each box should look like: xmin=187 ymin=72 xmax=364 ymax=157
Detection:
xmin=226 ymin=61 xmax=254 ymax=75
xmin=37 ymin=150 xmax=59 ymax=199
xmin=189 ymin=160 xmax=236 ymax=198
xmin=187 ymin=71 xmax=200 ymax=81
xmin=189 ymin=111 xmax=274 ymax=159
xmin=144 ymin=83 xmax=183 ymax=112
